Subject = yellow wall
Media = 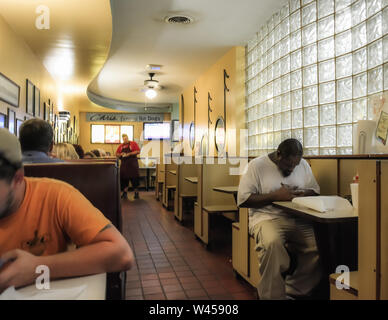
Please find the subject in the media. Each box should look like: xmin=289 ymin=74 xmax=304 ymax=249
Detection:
xmin=79 ymin=111 xmax=171 ymax=155
xmin=0 ymin=15 xmax=82 ymax=137
xmin=0 ymin=14 xmax=59 ymax=126
xmin=180 ymin=46 xmax=246 ymax=156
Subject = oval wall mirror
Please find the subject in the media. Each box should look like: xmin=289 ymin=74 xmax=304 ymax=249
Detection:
xmin=189 ymin=122 xmax=195 ymax=150
xmin=215 ymin=117 xmax=225 ymax=153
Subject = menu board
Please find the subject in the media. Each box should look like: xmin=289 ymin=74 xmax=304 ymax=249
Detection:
xmin=91 ymin=124 xmax=104 ymax=143
xmin=105 ymin=125 xmax=120 ymax=144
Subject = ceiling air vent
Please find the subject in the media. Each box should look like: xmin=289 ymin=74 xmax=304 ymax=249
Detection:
xmin=165 ymin=14 xmax=194 ymax=25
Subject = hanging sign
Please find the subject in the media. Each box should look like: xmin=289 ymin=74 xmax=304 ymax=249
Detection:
xmin=86 ymin=113 xmax=164 ymax=123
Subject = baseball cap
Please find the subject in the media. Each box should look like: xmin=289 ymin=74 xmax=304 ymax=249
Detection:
xmin=0 ymin=128 xmax=22 ymax=168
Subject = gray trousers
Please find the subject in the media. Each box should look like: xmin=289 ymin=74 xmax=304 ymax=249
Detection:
xmin=252 ymin=216 xmax=322 ymax=300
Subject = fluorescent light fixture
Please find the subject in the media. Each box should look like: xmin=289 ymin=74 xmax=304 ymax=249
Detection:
xmin=146 ymin=64 xmax=162 ymax=71
xmin=145 ymin=88 xmax=157 ymax=99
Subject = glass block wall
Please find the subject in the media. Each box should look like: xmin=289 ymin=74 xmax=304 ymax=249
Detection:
xmin=246 ymin=0 xmax=388 ymax=156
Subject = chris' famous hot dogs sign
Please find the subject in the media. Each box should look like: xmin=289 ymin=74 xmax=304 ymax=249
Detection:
xmin=86 ymin=113 xmax=164 ymax=122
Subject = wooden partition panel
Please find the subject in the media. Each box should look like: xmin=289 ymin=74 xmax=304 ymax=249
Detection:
xmin=339 ymin=160 xmax=360 ymax=197
xmin=232 ymin=208 xmax=249 ymax=277
xmin=196 ymin=164 xmax=203 ymax=209
xmin=194 ymin=165 xmax=203 ymax=238
xmin=309 ymin=159 xmax=338 ymax=195
xmin=163 ymin=163 xmax=177 ymax=207
xmin=174 ymin=163 xmax=198 ymax=221
xmin=165 ymin=164 xmax=178 ymax=186
xmin=194 ymin=160 xmax=241 ymax=245
xmin=249 ymin=236 xmax=261 ymax=287
xmin=157 ymin=164 xmax=165 ymax=183
xmin=358 ymin=160 xmax=378 ymax=300
xmin=202 ymin=163 xmax=240 ymax=207
xmin=380 ymin=161 xmax=388 ymax=300
xmin=179 ymin=164 xmax=198 ymax=196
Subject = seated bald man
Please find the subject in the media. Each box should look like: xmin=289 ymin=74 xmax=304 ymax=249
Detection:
xmin=0 ymin=128 xmax=134 ymax=293
xmin=238 ymin=138 xmax=322 ymax=300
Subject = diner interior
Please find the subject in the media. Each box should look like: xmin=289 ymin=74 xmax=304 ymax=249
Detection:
xmin=0 ymin=0 xmax=387 ymax=300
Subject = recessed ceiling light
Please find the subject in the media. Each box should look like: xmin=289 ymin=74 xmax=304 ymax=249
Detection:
xmin=146 ymin=64 xmax=163 ymax=71
xmin=164 ymin=14 xmax=194 ymax=25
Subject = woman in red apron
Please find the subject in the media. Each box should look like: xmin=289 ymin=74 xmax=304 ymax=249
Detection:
xmin=116 ymin=134 xmax=140 ymax=199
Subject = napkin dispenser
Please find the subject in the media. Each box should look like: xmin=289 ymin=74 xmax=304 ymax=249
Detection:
xmin=353 ymin=120 xmax=376 ymax=154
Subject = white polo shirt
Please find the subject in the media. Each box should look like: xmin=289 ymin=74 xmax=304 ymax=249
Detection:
xmin=237 ymin=155 xmax=320 ymax=234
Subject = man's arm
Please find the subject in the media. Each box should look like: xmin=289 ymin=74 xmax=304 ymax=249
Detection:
xmin=127 ymin=150 xmax=140 ymax=156
xmin=0 ymin=225 xmax=134 ymax=291
xmin=116 ymin=145 xmax=123 ymax=158
xmin=128 ymin=142 xmax=140 ymax=157
xmin=295 ymin=189 xmax=319 ymax=197
xmin=239 ymin=185 xmax=297 ymax=209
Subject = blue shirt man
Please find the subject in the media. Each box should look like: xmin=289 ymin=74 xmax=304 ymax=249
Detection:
xmin=22 ymin=150 xmax=63 ymax=164
xmin=19 ymin=119 xmax=63 ymax=164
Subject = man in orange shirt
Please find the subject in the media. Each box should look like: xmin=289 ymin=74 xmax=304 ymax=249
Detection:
xmin=0 ymin=128 xmax=134 ymax=293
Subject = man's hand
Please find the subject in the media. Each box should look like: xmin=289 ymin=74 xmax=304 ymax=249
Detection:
xmin=290 ymin=188 xmax=317 ymax=197
xmin=0 ymin=249 xmax=41 ymax=293
xmin=272 ymin=185 xmax=297 ymax=201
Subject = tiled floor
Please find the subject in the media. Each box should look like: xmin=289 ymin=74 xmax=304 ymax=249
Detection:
xmin=122 ymin=191 xmax=257 ymax=300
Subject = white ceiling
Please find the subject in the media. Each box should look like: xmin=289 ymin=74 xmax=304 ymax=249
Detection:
xmin=0 ymin=0 xmax=287 ymax=112
xmin=88 ymin=0 xmax=287 ymax=110
xmin=0 ymin=0 xmax=112 ymax=112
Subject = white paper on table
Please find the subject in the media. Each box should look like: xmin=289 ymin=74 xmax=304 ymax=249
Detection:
xmin=292 ymin=196 xmax=353 ymax=213
xmin=0 ymin=284 xmax=87 ymax=300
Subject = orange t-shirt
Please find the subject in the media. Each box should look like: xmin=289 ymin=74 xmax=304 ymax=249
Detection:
xmin=0 ymin=177 xmax=111 ymax=256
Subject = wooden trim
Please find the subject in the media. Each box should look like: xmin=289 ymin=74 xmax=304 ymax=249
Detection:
xmin=329 ymin=276 xmax=358 ymax=297
xmin=368 ymin=155 xmax=388 ymax=159
xmin=303 ymin=155 xmax=388 ymax=160
xmin=223 ymin=69 xmax=229 ymax=134
xmin=202 ymin=205 xmax=238 ymax=213
xmin=305 ymin=155 xmax=370 ymax=159
xmin=337 ymin=159 xmax=341 ymax=196
xmin=232 ymin=222 xmax=240 ymax=231
xmin=248 ymin=233 xmax=252 ymax=278
xmin=376 ymin=161 xmax=381 ymax=300
xmin=181 ymin=94 xmax=184 ymax=143
xmin=200 ymin=165 xmax=203 ymax=237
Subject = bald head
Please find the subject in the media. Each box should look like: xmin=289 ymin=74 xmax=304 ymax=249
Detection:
xmin=275 ymin=139 xmax=303 ymax=177
xmin=277 ymin=138 xmax=303 ymax=158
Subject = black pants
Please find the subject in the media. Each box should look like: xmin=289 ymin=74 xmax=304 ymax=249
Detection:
xmin=121 ymin=177 xmax=140 ymax=191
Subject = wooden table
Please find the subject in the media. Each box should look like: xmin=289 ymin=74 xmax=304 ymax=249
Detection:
xmin=213 ymin=186 xmax=238 ymax=203
xmin=273 ymin=201 xmax=358 ymax=298
xmin=185 ymin=177 xmax=198 ymax=184
xmin=15 ymin=273 xmax=106 ymax=300
xmin=139 ymin=166 xmax=156 ymax=191
xmin=272 ymin=201 xmax=358 ymax=223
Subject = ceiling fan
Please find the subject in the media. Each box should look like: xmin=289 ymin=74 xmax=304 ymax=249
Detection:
xmin=142 ymin=73 xmax=162 ymax=99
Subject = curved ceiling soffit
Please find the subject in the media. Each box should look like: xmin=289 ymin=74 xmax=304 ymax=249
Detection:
xmin=86 ymin=0 xmax=173 ymax=112
xmin=87 ymin=90 xmax=172 ymax=113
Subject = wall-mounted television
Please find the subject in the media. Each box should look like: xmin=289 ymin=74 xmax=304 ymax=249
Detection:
xmin=143 ymin=122 xmax=170 ymax=140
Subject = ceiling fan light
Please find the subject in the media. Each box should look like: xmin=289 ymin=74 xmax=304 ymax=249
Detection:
xmin=145 ymin=88 xmax=157 ymax=99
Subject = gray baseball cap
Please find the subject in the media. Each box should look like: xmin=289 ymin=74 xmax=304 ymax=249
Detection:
xmin=0 ymin=128 xmax=22 ymax=168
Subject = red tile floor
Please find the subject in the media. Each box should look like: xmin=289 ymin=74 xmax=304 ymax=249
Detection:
xmin=122 ymin=191 xmax=257 ymax=300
